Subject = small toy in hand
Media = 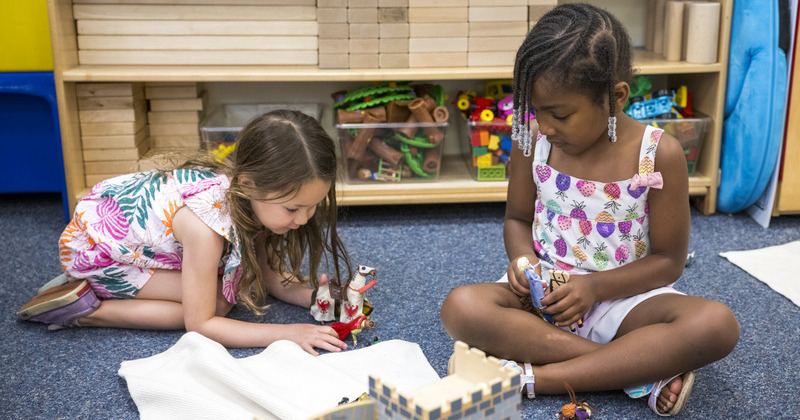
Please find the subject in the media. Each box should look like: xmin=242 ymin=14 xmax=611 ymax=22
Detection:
xmin=516 ymin=256 xmax=552 ymax=323
xmin=558 ymin=382 xmax=596 ymax=420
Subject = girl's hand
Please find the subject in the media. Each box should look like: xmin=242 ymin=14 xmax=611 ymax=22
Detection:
xmin=540 ymin=275 xmax=596 ymax=328
xmin=286 ymin=324 xmax=348 ymax=356
xmin=506 ymin=254 xmax=541 ymax=297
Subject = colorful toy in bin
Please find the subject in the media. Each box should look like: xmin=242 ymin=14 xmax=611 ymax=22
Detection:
xmin=626 ymin=84 xmax=707 ymax=174
xmin=454 ymin=86 xmax=520 ymax=181
xmin=334 ymin=82 xmax=449 ymax=183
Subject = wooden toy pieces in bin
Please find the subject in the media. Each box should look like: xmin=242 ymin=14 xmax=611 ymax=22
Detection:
xmin=333 ymin=82 xmax=449 ymax=183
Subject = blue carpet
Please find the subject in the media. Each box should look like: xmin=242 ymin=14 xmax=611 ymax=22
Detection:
xmin=2 ymin=193 xmax=799 ymax=419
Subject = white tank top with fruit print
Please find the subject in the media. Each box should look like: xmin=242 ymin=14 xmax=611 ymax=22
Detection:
xmin=531 ymin=125 xmax=663 ymax=276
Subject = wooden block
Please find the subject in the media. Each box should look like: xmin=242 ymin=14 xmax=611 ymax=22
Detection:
xmin=349 ymin=0 xmax=378 ymax=7
xmin=409 ymin=37 xmax=467 ymax=53
xmin=319 ymin=39 xmax=349 ymax=54
xmin=349 ymin=23 xmax=379 ymax=38
xmin=317 ymin=8 xmax=348 ymax=23
xmin=410 ymin=0 xmax=467 ymax=6
xmin=78 ymin=50 xmax=318 ymax=66
xmin=149 ymin=123 xmax=199 ymax=136
xmin=78 ymin=20 xmax=318 ymax=36
xmin=408 ymin=7 xmax=467 ymax=23
xmin=349 ymin=53 xmax=379 ymax=68
xmin=528 ymin=0 xmax=558 ymax=4
xmin=378 ymin=8 xmax=408 ymax=23
xmin=380 ymin=53 xmax=409 ymax=68
xmin=83 ymin=133 xmax=150 ymax=161
xmin=84 ymin=160 xmax=139 ymax=175
xmin=379 ymin=0 xmax=408 ymax=6
xmin=318 ymin=53 xmax=350 ymax=69
xmin=73 ymin=4 xmax=317 ymax=21
xmin=145 ymin=85 xmax=200 ymax=99
xmin=78 ymin=95 xmax=140 ymax=110
xmin=468 ymin=36 xmax=524 ymax=52
xmin=468 ymin=6 xmax=527 ymax=22
xmin=76 ymin=82 xmax=143 ymax=97
xmin=469 ymin=0 xmax=526 ymax=5
xmin=467 ymin=51 xmax=516 ymax=67
xmin=348 ymin=8 xmax=378 ymax=23
xmin=469 ymin=21 xmax=528 ymax=37
xmin=380 ymin=23 xmax=409 ymax=38
xmin=149 ymin=97 xmax=204 ymax=112
xmin=349 ymin=38 xmax=380 ymax=54
xmin=410 ymin=22 xmax=468 ymax=38
xmin=529 ymin=5 xmax=554 ymax=24
xmin=318 ymin=0 xmax=348 ymax=7
xmin=409 ymin=52 xmax=466 ymax=67
xmin=81 ymin=118 xmax=146 ymax=136
xmin=150 ymin=135 xmax=201 ymax=148
xmin=81 ymin=128 xmax=147 ymax=149
xmin=79 ymin=105 xmax=145 ymax=123
xmin=147 ymin=111 xmax=201 ymax=124
xmin=318 ymin=23 xmax=349 ymax=39
xmin=380 ymin=38 xmax=408 ymax=53
xmin=78 ymin=35 xmax=318 ymax=51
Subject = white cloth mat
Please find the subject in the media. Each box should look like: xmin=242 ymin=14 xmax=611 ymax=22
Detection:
xmin=720 ymin=240 xmax=800 ymax=307
xmin=119 ymin=332 xmax=440 ymax=420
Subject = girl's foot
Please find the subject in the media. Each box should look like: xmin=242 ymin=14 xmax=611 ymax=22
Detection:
xmin=654 ymin=375 xmax=683 ymax=414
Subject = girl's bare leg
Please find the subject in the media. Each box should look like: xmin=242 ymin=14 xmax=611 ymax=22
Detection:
xmin=441 ymin=285 xmax=739 ymax=414
xmin=441 ymin=283 xmax=603 ymax=364
xmin=78 ymin=269 xmax=233 ymax=330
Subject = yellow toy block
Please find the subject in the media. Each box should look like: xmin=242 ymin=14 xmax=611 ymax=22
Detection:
xmin=488 ymin=135 xmax=500 ymax=150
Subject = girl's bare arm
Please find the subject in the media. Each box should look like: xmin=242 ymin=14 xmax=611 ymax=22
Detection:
xmin=172 ymin=206 xmax=345 ymax=354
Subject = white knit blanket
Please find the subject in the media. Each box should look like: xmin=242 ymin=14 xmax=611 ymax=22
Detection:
xmin=119 ymin=332 xmax=440 ymax=420
xmin=720 ymin=240 xmax=800 ymax=307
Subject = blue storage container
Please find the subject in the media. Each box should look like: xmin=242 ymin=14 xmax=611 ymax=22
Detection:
xmin=0 ymin=71 xmax=68 ymax=219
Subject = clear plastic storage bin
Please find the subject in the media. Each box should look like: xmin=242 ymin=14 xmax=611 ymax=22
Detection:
xmin=336 ymin=121 xmax=448 ymax=183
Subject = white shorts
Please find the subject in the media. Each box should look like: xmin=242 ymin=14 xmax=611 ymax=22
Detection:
xmin=497 ymin=272 xmax=683 ymax=344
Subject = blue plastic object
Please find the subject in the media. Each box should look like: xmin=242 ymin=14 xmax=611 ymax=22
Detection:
xmin=718 ymin=1 xmax=788 ymax=213
xmin=0 ymin=71 xmax=68 ymax=220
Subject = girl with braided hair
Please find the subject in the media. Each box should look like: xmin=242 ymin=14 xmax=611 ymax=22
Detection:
xmin=441 ymin=4 xmax=738 ymax=416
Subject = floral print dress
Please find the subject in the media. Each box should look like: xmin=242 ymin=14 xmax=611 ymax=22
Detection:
xmin=532 ymin=125 xmax=681 ymax=343
xmin=59 ymin=169 xmax=242 ymax=304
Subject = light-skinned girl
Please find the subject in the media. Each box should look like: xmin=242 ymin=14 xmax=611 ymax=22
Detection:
xmin=18 ymin=110 xmax=352 ymax=356
xmin=440 ymin=4 xmax=739 ymax=416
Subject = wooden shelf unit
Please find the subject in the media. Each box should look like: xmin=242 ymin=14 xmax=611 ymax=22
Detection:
xmin=48 ymin=0 xmax=732 ymax=214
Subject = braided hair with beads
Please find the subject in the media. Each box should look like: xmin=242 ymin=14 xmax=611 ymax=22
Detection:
xmin=512 ymin=3 xmax=635 ymax=155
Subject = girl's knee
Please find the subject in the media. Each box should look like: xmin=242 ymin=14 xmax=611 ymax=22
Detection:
xmin=441 ymin=285 xmax=483 ymax=329
xmin=693 ymin=300 xmax=740 ymax=355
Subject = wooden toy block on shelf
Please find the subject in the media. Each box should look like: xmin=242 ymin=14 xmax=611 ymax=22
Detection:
xmin=145 ymin=82 xmax=204 ymax=150
xmin=307 ymin=341 xmax=522 ymax=420
xmin=467 ymin=5 xmax=528 ymax=67
xmin=77 ymin=82 xmax=149 ymax=187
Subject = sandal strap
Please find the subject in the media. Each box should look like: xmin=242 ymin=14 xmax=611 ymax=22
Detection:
xmin=522 ymin=363 xmax=535 ymax=399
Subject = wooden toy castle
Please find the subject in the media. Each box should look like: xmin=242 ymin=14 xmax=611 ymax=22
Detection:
xmin=309 ymin=341 xmax=522 ymax=420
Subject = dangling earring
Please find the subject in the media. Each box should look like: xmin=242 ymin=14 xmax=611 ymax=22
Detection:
xmin=608 ymin=116 xmax=617 ymax=143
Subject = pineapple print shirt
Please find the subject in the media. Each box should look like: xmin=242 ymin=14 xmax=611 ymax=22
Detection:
xmin=532 ymin=125 xmax=664 ymax=276
xmin=59 ymin=169 xmax=242 ymax=303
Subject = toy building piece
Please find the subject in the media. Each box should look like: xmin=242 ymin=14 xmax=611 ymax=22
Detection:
xmin=340 ymin=264 xmax=377 ymax=323
xmin=369 ymin=341 xmax=522 ymax=420
xmin=310 ymin=275 xmax=336 ymax=322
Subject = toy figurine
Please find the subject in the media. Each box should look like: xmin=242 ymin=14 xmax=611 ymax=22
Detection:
xmin=310 ymin=275 xmax=335 ymax=322
xmin=558 ymin=383 xmax=596 ymax=419
xmin=330 ymin=314 xmax=375 ymax=346
xmin=340 ymin=264 xmax=377 ymax=323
